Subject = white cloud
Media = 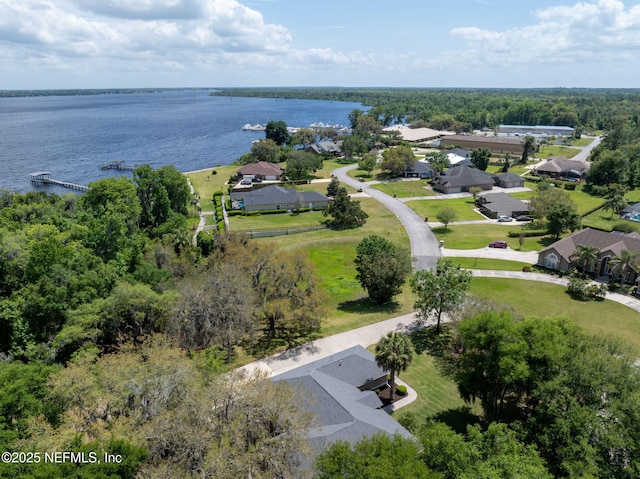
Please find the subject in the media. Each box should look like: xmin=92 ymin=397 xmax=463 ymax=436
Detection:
xmin=450 ymin=0 xmax=640 ymax=67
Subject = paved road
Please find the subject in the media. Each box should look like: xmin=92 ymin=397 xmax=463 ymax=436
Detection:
xmin=332 ymin=164 xmax=442 ymax=270
xmin=571 ymin=135 xmax=602 ymax=163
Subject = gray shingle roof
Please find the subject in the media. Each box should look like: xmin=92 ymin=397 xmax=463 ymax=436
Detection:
xmin=240 ymin=185 xmax=328 ymax=208
xmin=273 ymin=345 xmax=414 ymax=458
xmin=539 ymin=228 xmax=640 ymax=263
xmin=435 ymin=165 xmax=494 ymax=188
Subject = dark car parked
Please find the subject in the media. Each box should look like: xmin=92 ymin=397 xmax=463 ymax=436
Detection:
xmin=514 ymin=215 xmax=532 ymax=222
xmin=488 ymin=240 xmax=508 ymax=248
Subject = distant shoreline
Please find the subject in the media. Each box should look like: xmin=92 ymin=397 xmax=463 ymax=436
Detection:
xmin=0 ymin=87 xmax=214 ymax=98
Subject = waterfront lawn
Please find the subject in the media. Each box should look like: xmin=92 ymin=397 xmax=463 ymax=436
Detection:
xmin=406 ymin=197 xmax=485 ymax=222
xmin=470 ymin=278 xmax=640 ymax=354
xmin=434 ymin=223 xmax=549 ymax=251
xmin=371 ymin=180 xmax=436 ymax=198
xmin=450 ymin=257 xmax=532 ymax=271
xmin=187 ymin=164 xmax=237 ymax=210
xmin=228 ymin=210 xmax=327 ymax=232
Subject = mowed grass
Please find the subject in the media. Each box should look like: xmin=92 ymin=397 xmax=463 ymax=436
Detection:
xmin=537 ymin=145 xmax=580 ymax=158
xmin=371 ymin=180 xmax=436 ymax=198
xmin=187 ymin=164 xmax=237 ymax=211
xmin=470 ymin=278 xmax=640 ymax=354
xmin=433 ymin=224 xmax=549 ymax=251
xmin=228 ymin=210 xmax=327 ymax=232
xmin=406 ymin=197 xmax=486 ymax=222
xmin=450 ymin=257 xmax=532 ymax=270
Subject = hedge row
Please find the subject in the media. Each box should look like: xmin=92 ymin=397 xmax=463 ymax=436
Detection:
xmin=507 ymin=230 xmax=547 ymax=238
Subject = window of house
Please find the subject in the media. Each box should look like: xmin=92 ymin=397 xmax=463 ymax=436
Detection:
xmin=545 ymin=253 xmax=558 ymax=270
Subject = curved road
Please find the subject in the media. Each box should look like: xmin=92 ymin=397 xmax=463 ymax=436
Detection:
xmin=333 ymin=164 xmax=441 ymax=270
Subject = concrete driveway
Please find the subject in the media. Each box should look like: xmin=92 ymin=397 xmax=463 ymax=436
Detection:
xmin=332 ymin=164 xmax=442 ymax=270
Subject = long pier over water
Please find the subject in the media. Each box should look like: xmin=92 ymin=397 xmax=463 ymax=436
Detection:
xmin=29 ymin=172 xmax=90 ymax=192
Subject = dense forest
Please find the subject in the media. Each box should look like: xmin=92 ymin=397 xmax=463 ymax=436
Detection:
xmin=211 ymin=87 xmax=640 ymax=132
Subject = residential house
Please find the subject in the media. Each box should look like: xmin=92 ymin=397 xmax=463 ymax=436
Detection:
xmin=305 ymin=141 xmax=342 ymax=157
xmin=431 ymin=165 xmax=495 ymax=194
xmin=272 ymin=345 xmax=415 ymax=467
xmin=478 ymin=192 xmax=529 ymax=219
xmin=237 ymin=161 xmax=284 ymax=181
xmin=495 ymin=171 xmax=525 ymax=188
xmin=231 ymin=184 xmax=329 ymax=212
xmin=533 ymin=157 xmax=589 ymax=180
xmin=446 ymin=148 xmax=472 ymax=167
xmin=404 ymin=161 xmax=433 ymax=179
xmin=537 ymin=228 xmax=640 ymax=284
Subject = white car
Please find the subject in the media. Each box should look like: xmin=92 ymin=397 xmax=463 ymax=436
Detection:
xmin=497 ymin=215 xmax=513 ymax=222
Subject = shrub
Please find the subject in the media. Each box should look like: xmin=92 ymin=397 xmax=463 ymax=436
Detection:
xmin=508 ymin=230 xmax=547 ymax=238
xmin=564 ymin=183 xmax=577 ymax=190
xmin=396 ymin=385 xmax=408 ymax=396
xmin=612 ymin=222 xmax=637 ymax=233
xmin=567 ymin=277 xmax=607 ymax=301
xmin=522 ymin=266 xmax=532 ymax=272
xmin=211 ymin=170 xmax=217 ymax=175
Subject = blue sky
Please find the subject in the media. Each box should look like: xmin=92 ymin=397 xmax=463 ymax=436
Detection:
xmin=1 ymin=0 xmax=640 ymax=89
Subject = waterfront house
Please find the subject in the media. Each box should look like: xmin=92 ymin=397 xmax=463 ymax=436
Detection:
xmin=237 ymin=161 xmax=284 ymax=181
xmin=232 ymin=184 xmax=329 ymax=212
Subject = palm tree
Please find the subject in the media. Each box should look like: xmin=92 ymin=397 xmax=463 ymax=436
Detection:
xmin=609 ymin=249 xmax=639 ymax=284
xmin=569 ymin=244 xmax=600 ymax=274
xmin=375 ymin=332 xmax=413 ymax=403
xmin=603 ymin=195 xmax=627 ymax=219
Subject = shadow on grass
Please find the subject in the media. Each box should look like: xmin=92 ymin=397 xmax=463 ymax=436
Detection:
xmin=431 ymin=226 xmax=455 ymax=236
xmin=409 ymin=326 xmax=453 ymax=357
xmin=432 ymin=406 xmax=482 ymax=434
xmin=337 ymin=297 xmax=401 ymax=315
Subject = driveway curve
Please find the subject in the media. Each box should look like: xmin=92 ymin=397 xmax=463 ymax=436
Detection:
xmin=332 ymin=164 xmax=441 ymax=270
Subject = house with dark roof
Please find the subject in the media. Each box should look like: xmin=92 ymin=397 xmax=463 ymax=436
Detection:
xmin=304 ymin=141 xmax=342 ymax=156
xmin=237 ymin=161 xmax=284 ymax=181
xmin=232 ymin=185 xmax=329 ymax=212
xmin=478 ymin=192 xmax=529 ymax=219
xmin=431 ymin=165 xmax=495 ymax=194
xmin=404 ymin=161 xmax=433 ymax=179
xmin=533 ymin=157 xmax=589 ymax=180
xmin=272 ymin=345 xmax=415 ymax=465
xmin=495 ymin=172 xmax=525 ymax=188
xmin=447 ymin=148 xmax=473 ymax=167
xmin=537 ymin=228 xmax=640 ymax=284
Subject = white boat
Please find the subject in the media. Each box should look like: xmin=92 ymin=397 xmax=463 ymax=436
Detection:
xmin=241 ymin=123 xmax=266 ymax=131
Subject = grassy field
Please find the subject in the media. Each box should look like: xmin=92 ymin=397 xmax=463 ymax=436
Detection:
xmin=433 ymin=223 xmax=552 ymax=251
xmin=450 ymin=257 xmax=532 ymax=270
xmin=229 ymin=210 xmax=327 ymax=232
xmin=537 ymin=145 xmax=580 ymax=159
xmin=406 ymin=197 xmax=486 ymax=222
xmin=371 ymin=179 xmax=436 ymax=198
xmin=470 ymin=278 xmax=640 ymax=354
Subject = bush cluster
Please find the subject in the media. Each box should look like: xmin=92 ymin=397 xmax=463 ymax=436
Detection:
xmin=567 ymin=277 xmax=607 ymax=301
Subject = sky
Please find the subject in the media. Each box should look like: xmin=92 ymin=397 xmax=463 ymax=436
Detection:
xmin=2 ymin=0 xmax=640 ymax=89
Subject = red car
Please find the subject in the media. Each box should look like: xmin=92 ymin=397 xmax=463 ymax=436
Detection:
xmin=488 ymin=240 xmax=508 ymax=248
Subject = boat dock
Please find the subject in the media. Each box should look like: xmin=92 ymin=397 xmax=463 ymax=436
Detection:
xmin=100 ymin=160 xmax=135 ymax=171
xmin=29 ymin=172 xmax=90 ymax=192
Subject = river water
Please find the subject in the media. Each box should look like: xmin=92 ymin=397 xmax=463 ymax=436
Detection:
xmin=0 ymin=90 xmax=365 ymax=193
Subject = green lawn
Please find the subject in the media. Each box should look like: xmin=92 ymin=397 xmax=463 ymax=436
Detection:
xmin=371 ymin=180 xmax=436 ymax=198
xmin=469 ymin=278 xmax=640 ymax=354
xmin=187 ymin=164 xmax=238 ymax=211
xmin=406 ymin=197 xmax=486 ymax=222
xmin=537 ymin=145 xmax=580 ymax=159
xmin=451 ymin=257 xmax=532 ymax=270
xmin=433 ymin=223 xmax=551 ymax=251
xmin=228 ymin=210 xmax=327 ymax=232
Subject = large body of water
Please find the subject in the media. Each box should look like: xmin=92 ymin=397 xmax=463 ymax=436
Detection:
xmin=0 ymin=90 xmax=366 ymax=193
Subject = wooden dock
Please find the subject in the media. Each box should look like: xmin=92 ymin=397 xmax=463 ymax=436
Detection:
xmin=100 ymin=160 xmax=135 ymax=171
xmin=30 ymin=172 xmax=90 ymax=192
